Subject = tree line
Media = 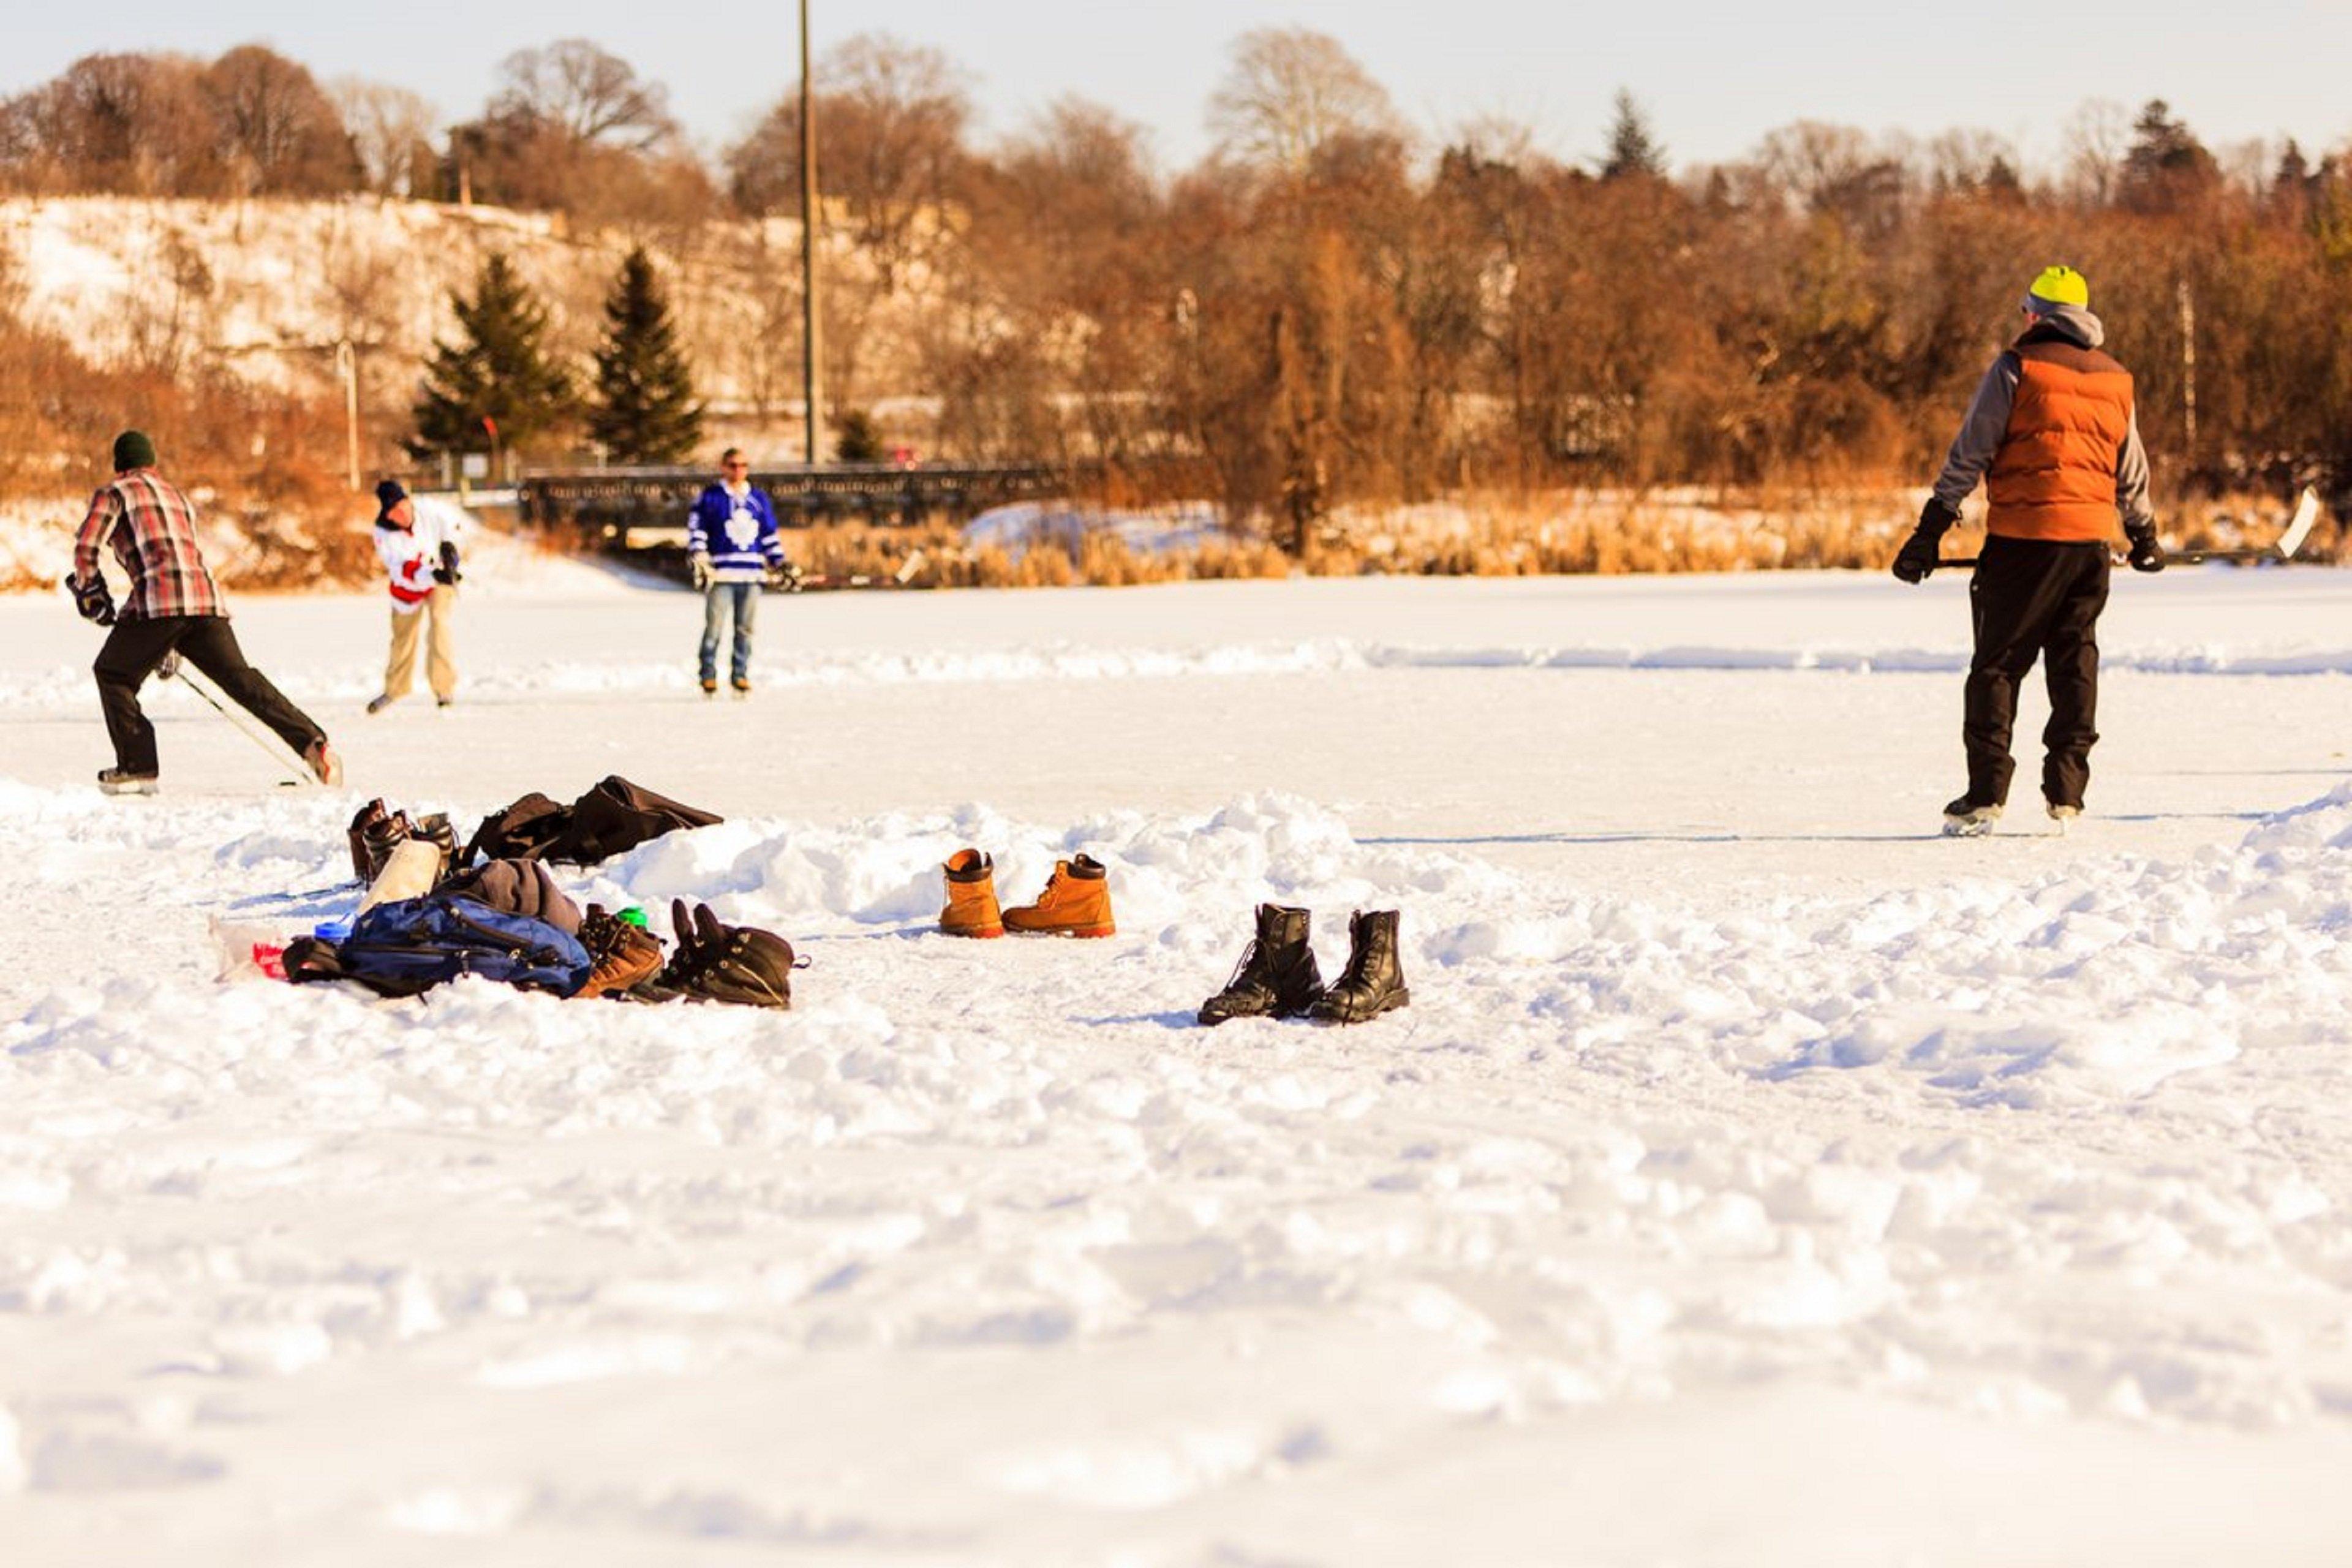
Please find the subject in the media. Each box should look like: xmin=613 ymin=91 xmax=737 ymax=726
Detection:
xmin=8 ymin=32 xmax=2352 ymax=533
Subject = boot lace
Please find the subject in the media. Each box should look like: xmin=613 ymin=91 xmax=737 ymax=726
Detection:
xmin=1332 ymin=925 xmax=1380 ymax=994
xmin=1216 ymin=939 xmax=1265 ymax=996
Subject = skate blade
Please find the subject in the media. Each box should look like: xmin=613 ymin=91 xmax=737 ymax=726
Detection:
xmin=1940 ymin=816 xmax=1997 ymax=839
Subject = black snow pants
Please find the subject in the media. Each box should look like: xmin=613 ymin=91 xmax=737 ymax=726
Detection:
xmin=1962 ymin=533 xmax=2111 ymax=810
xmin=94 ymin=614 xmax=324 ymax=776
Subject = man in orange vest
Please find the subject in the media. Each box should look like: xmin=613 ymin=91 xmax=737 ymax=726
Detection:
xmin=1892 ymin=264 xmax=2165 ymax=836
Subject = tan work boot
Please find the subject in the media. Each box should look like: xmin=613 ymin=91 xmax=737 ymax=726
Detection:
xmin=939 ymin=848 xmax=1005 ymax=938
xmin=576 ymin=904 xmax=667 ymax=999
xmin=1003 ymin=853 xmax=1115 ymax=938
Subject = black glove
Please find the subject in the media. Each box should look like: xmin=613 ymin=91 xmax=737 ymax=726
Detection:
xmin=67 ymin=573 xmax=116 ymax=625
xmin=2126 ymin=527 xmax=2165 ymax=573
xmin=432 ymin=541 xmax=462 ymax=586
xmin=1891 ymin=499 xmax=1960 ymax=584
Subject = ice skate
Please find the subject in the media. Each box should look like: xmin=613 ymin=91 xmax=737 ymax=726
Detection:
xmin=1940 ymin=794 xmax=2002 ymax=838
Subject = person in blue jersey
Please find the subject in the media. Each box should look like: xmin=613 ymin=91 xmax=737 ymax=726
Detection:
xmin=685 ymin=448 xmax=788 ymax=696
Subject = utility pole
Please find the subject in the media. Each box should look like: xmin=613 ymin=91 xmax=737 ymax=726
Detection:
xmin=334 ymin=340 xmax=360 ymax=491
xmin=800 ymin=0 xmax=824 ymax=467
xmin=2178 ymin=277 xmax=2196 ymax=460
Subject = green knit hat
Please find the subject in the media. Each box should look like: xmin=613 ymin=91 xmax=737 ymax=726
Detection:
xmin=111 ymin=430 xmax=157 ymax=472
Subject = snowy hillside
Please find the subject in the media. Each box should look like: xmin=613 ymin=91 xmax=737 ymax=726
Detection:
xmin=0 ymin=195 xmax=890 ymax=421
xmin=4 ymin=568 xmax=2352 ymax=1562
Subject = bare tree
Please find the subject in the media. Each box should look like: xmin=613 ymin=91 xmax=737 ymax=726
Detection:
xmin=447 ymin=40 xmax=707 ymax=226
xmin=726 ymin=33 xmax=973 ymax=287
xmin=200 ymin=45 xmax=354 ymax=195
xmin=1207 ymin=28 xmax=1403 ymax=176
xmin=334 ymin=77 xmax=439 ymax=197
xmin=1 ymin=52 xmax=225 ymax=195
xmin=1922 ymin=128 xmax=2019 ymax=194
xmin=2060 ymin=98 xmax=2130 ymax=207
xmin=490 ymin=39 xmax=676 ymax=151
xmin=1755 ymin=121 xmax=1880 ymax=209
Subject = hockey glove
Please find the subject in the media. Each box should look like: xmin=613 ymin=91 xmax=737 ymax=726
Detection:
xmin=765 ymin=560 xmax=803 ymax=592
xmin=2126 ymin=526 xmax=2166 ymax=573
xmin=432 ymin=541 xmax=463 ymax=586
xmin=67 ymin=573 xmax=117 ymax=625
xmin=688 ymin=552 xmax=712 ymax=590
xmin=1891 ymin=498 xmax=1961 ymax=584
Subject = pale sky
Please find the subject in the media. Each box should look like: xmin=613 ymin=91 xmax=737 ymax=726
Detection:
xmin=9 ymin=1 xmax=2351 ymax=178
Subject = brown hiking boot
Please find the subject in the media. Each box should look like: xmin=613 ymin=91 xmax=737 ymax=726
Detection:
xmin=1003 ymin=854 xmax=1115 ymax=938
xmin=940 ymin=848 xmax=1005 ymax=938
xmin=575 ymin=904 xmax=667 ymax=999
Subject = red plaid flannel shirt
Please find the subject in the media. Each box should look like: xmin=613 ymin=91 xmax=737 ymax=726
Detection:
xmin=72 ymin=469 xmax=226 ymax=620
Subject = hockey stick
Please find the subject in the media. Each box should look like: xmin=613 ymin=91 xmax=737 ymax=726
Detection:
xmin=1936 ymin=486 xmax=2320 ymax=571
xmin=159 ymin=654 xmax=318 ymax=788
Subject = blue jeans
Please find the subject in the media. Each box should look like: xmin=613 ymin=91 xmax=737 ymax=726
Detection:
xmin=699 ymin=581 xmax=760 ymax=683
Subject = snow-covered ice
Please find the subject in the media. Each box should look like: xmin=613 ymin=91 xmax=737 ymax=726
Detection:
xmin=5 ymin=546 xmax=2352 ymax=1563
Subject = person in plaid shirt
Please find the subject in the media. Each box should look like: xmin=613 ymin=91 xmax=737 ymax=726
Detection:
xmin=68 ymin=430 xmax=342 ymax=794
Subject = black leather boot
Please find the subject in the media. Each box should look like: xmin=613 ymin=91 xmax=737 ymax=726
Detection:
xmin=1310 ymin=910 xmax=1409 ymax=1024
xmin=1199 ymin=904 xmax=1324 ymax=1025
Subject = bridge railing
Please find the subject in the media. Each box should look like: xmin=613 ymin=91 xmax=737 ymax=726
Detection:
xmin=519 ymin=462 xmax=1068 ymax=547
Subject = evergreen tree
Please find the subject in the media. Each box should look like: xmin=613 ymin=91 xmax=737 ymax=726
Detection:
xmin=2117 ymin=99 xmax=2217 ymax=213
xmin=1599 ymin=89 xmax=1668 ymax=181
xmin=411 ymin=252 xmax=574 ymax=456
xmin=587 ymin=246 xmax=703 ymax=463
xmin=833 ymin=409 xmax=883 ymax=463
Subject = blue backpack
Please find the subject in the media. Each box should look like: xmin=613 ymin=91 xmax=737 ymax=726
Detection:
xmin=331 ymin=893 xmax=591 ymax=998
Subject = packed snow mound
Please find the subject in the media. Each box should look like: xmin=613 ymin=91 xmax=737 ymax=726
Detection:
xmin=963 ymin=502 xmax=1225 ymax=560
xmin=7 ymin=780 xmax=2352 ymax=1452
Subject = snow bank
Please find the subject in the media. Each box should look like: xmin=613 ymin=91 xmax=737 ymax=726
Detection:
xmin=7 ymin=783 xmax=2351 ymax=1442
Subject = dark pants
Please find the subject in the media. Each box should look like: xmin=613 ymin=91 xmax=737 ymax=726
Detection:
xmin=94 ymin=614 xmax=323 ymax=775
xmin=1963 ymin=535 xmax=2110 ymax=809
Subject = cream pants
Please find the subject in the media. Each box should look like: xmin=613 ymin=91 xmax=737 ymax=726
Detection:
xmin=385 ymin=586 xmax=457 ymax=701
